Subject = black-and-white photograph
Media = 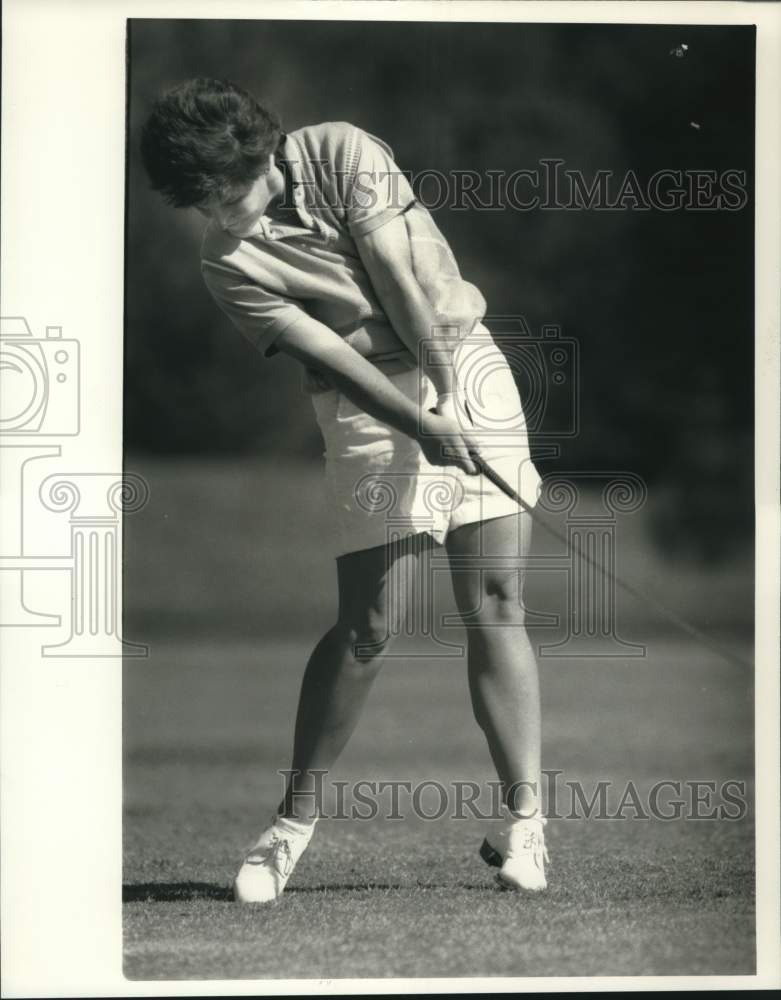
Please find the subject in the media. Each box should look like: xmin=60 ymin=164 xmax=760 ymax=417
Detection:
xmin=2 ymin=2 xmax=779 ymax=995
xmin=122 ymin=14 xmax=758 ymax=981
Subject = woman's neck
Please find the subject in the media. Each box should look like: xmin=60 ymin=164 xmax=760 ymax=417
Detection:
xmin=264 ymin=157 xmax=299 ymax=223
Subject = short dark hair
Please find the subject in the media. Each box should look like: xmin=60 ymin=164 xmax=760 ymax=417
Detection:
xmin=140 ymin=77 xmax=281 ymax=207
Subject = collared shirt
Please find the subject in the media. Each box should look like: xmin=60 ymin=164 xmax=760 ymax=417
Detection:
xmin=200 ymin=121 xmax=485 ymax=379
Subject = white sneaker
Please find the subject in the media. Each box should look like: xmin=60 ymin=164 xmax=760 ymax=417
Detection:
xmin=480 ymin=813 xmax=549 ymax=893
xmin=233 ymin=815 xmax=317 ymax=903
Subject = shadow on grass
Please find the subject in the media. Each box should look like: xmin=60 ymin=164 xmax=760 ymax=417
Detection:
xmin=123 ymin=880 xmax=499 ymax=902
xmin=123 ymin=882 xmax=232 ymax=902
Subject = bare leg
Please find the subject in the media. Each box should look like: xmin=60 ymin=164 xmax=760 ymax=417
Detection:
xmin=445 ymin=512 xmax=541 ymax=817
xmin=279 ymin=532 xmax=429 ymax=820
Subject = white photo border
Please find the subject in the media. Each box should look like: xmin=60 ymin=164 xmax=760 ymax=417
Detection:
xmin=1 ymin=1 xmax=778 ymax=995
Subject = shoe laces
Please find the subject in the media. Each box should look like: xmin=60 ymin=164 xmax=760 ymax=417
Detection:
xmin=268 ymin=833 xmax=294 ymax=877
xmin=523 ymin=828 xmax=549 ymax=863
xmin=512 ymin=821 xmax=550 ymax=867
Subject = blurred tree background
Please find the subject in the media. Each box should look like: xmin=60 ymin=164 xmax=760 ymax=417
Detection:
xmin=125 ymin=20 xmax=754 ymax=562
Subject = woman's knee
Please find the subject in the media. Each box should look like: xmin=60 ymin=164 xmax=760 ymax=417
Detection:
xmin=460 ymin=573 xmax=527 ymax=627
xmin=335 ymin=608 xmax=393 ymax=663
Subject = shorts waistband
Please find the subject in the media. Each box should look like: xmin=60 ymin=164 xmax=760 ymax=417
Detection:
xmin=303 ymin=325 xmax=493 ymax=395
xmin=304 ymin=349 xmax=418 ymax=395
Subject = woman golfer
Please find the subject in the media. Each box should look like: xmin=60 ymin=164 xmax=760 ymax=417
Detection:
xmin=141 ymin=77 xmax=547 ymax=901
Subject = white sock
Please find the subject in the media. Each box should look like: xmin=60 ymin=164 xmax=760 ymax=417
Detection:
xmin=276 ymin=813 xmax=318 ymax=838
xmin=503 ymin=803 xmax=544 ymax=827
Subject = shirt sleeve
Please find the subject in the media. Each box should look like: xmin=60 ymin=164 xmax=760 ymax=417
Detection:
xmin=201 ymin=260 xmax=306 ymax=358
xmin=345 ymin=130 xmax=417 ymax=238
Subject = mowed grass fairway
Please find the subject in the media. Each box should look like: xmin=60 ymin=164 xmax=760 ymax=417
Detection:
xmin=123 ymin=459 xmax=754 ymax=980
xmin=124 ymin=637 xmax=754 ymax=980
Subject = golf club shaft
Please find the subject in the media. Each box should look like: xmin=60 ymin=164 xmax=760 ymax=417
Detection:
xmin=468 ymin=451 xmax=751 ymax=670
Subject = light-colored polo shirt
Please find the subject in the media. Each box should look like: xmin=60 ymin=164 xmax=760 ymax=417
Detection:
xmin=200 ymin=121 xmax=486 ymax=382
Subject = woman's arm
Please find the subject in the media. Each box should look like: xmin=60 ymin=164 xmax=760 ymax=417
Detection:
xmin=354 ymin=210 xmax=483 ymax=400
xmin=275 ymin=315 xmax=479 ymax=474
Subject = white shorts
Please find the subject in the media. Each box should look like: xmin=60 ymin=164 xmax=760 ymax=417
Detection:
xmin=310 ymin=325 xmax=542 ymax=558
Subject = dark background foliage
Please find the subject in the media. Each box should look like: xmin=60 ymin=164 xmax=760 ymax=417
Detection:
xmin=125 ymin=20 xmax=754 ymax=560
